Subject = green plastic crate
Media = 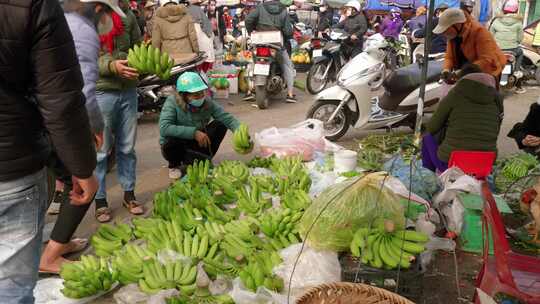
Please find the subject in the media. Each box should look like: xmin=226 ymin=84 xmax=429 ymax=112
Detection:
xmin=458 ymin=193 xmax=512 ymax=254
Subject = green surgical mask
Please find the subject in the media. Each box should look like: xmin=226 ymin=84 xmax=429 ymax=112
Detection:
xmin=190 ymin=98 xmax=205 ymax=107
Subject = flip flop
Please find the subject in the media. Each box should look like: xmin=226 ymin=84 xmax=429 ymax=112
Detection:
xmin=38 ymin=270 xmax=59 ymax=276
xmin=96 ymin=207 xmax=112 ymax=223
xmin=123 ymin=200 xmax=144 ymax=215
xmin=65 ymin=238 xmax=88 ymax=255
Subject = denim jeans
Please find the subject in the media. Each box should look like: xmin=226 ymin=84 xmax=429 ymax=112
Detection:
xmin=277 ymin=50 xmax=295 ymax=92
xmin=0 ymin=169 xmax=47 ymax=304
xmin=95 ymin=88 xmax=138 ymax=200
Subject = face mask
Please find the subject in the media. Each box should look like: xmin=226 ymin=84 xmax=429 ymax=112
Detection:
xmin=190 ymin=98 xmax=205 ymax=107
xmin=320 ymin=6 xmax=326 ymax=12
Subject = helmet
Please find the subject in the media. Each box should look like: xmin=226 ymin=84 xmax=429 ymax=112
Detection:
xmin=433 ymin=8 xmax=466 ymax=34
xmin=460 ymin=0 xmax=475 ymax=8
xmin=503 ymin=0 xmax=519 ymax=13
xmin=176 ymin=72 xmax=208 ymax=93
xmin=390 ymin=7 xmax=402 ymax=14
xmin=280 ymin=0 xmax=293 ymax=6
xmin=80 ymin=0 xmax=126 ymax=18
xmin=344 ymin=0 xmax=361 ymax=12
xmin=161 ymin=0 xmax=179 ymax=6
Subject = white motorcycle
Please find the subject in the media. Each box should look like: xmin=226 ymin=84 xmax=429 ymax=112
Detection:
xmin=307 ymin=51 xmax=447 ymax=141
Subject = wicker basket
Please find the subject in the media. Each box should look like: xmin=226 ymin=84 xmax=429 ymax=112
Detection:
xmin=296 ymin=282 xmax=416 ymax=304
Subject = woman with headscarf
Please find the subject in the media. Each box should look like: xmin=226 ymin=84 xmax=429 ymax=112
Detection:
xmin=380 ymin=7 xmax=404 ymax=40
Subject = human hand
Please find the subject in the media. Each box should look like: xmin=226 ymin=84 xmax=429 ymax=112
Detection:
xmin=113 ymin=60 xmax=139 ymax=80
xmin=523 ymin=135 xmax=540 ymax=147
xmin=94 ymin=132 xmax=104 ymax=150
xmin=70 ymin=175 xmax=98 ymax=205
xmin=195 ymin=131 xmax=211 ymax=148
xmin=351 ymin=34 xmax=358 ymax=40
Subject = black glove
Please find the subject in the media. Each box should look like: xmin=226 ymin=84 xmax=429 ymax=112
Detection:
xmin=441 ymin=70 xmax=452 ymax=82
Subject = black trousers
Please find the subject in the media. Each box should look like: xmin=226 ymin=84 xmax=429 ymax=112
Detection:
xmin=161 ymin=120 xmax=227 ymax=168
xmin=47 ymin=151 xmax=92 ymax=244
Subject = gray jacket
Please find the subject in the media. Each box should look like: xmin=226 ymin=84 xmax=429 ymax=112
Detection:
xmin=245 ymin=0 xmax=293 ymax=39
xmin=65 ymin=12 xmax=104 ymax=134
xmin=188 ymin=4 xmax=212 ymax=38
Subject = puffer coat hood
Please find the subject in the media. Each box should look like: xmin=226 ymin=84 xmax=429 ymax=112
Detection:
xmin=152 ymin=4 xmax=199 ymax=60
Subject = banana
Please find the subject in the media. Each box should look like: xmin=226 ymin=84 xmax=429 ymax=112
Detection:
xmin=178 ymin=265 xmax=197 ymax=285
xmin=197 ymin=235 xmax=209 ymax=258
xmin=191 ymin=234 xmax=199 ymax=258
xmin=183 ymin=231 xmax=192 ymax=257
xmin=139 ymin=279 xmax=160 ymax=294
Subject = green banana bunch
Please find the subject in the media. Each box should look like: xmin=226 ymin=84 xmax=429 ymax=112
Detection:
xmin=112 ymin=244 xmax=154 ymax=284
xmin=60 ymin=255 xmax=116 ymax=298
xmin=127 ymin=44 xmax=174 ymax=80
xmin=91 ymin=223 xmax=132 ymax=257
xmin=248 ymin=175 xmax=276 ymax=194
xmin=201 ymin=221 xmax=226 ymax=244
xmin=236 ymin=180 xmax=272 ymax=215
xmin=202 ymin=257 xmax=240 ymax=278
xmin=132 ymin=217 xmax=166 ymax=239
xmin=238 ymin=254 xmax=284 ymax=292
xmin=153 ymin=189 xmax=181 ymax=220
xmin=211 ymin=175 xmax=238 ymax=204
xmin=214 ymin=160 xmax=250 ymax=184
xmin=170 ymin=203 xmax=201 ymax=233
xmin=139 ymin=259 xmax=197 ymax=295
xmin=200 ymin=203 xmax=232 ymax=224
xmin=270 ymin=157 xmax=312 ymax=194
xmin=281 ymin=189 xmax=311 ymax=211
xmin=232 ymin=123 xmax=253 ymax=154
xmin=259 ymin=208 xmax=302 ymax=238
xmin=349 ymin=222 xmax=428 ymax=269
xmin=186 ymin=159 xmax=211 ymax=186
xmin=220 ymin=220 xmax=263 ymax=260
xmin=145 ymin=219 xmax=185 ymax=254
xmin=247 ymin=155 xmax=277 ymax=168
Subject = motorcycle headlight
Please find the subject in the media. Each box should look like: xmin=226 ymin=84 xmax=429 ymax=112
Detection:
xmin=338 ymin=63 xmax=384 ymax=86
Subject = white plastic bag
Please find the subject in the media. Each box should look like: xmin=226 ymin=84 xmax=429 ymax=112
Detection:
xmin=114 ymin=284 xmax=148 ymax=304
xmin=147 ymin=289 xmax=180 ymax=304
xmin=273 ymin=244 xmax=341 ymax=301
xmin=34 ymin=278 xmax=116 ymax=304
xmin=255 ymin=120 xmax=341 ymax=161
xmin=229 ymin=278 xmax=287 ymax=304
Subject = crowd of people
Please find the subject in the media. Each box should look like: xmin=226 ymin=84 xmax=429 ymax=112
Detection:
xmin=2 ymin=0 xmax=540 ymax=303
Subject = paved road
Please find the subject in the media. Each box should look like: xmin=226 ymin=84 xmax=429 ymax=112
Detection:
xmin=41 ymin=77 xmax=539 ymax=303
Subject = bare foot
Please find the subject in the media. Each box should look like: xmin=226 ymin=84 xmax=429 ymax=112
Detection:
xmin=39 ymin=256 xmax=71 ymax=274
xmin=59 ymin=238 xmax=88 ymax=256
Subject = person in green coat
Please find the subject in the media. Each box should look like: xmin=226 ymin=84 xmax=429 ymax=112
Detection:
xmin=159 ymin=72 xmax=242 ymax=179
xmin=422 ymin=64 xmax=504 ymax=173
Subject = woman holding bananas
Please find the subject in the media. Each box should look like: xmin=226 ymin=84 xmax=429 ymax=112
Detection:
xmin=159 ymin=72 xmax=244 ymax=179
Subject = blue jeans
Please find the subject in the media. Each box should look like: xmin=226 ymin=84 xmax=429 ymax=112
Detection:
xmin=0 ymin=169 xmax=47 ymax=303
xmin=95 ymin=89 xmax=138 ymax=200
xmin=277 ymin=50 xmax=295 ymax=93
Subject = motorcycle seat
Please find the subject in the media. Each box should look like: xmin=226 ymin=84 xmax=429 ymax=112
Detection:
xmin=383 ymin=60 xmax=443 ymax=95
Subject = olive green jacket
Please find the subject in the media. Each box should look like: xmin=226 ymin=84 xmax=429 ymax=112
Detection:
xmin=97 ymin=9 xmax=142 ymax=92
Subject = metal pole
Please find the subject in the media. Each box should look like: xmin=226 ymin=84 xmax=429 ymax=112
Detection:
xmin=413 ymin=0 xmax=437 ymax=146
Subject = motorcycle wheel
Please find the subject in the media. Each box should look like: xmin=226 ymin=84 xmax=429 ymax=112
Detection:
xmin=306 ymin=100 xmax=350 ymax=141
xmin=306 ymin=62 xmax=330 ymax=94
xmin=255 ymin=85 xmax=268 ymax=109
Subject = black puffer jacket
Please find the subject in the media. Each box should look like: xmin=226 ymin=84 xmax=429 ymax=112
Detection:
xmin=0 ymin=0 xmax=96 ymax=181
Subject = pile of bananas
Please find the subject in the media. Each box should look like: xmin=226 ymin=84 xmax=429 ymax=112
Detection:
xmin=248 ymin=175 xmax=275 ymax=194
xmin=199 ymin=221 xmax=226 ymax=244
xmin=211 ymin=175 xmax=238 ymax=204
xmin=232 ymin=124 xmax=254 ymax=154
xmin=260 ymin=208 xmax=302 ymax=250
xmin=220 ymin=220 xmax=264 ymax=260
xmin=271 ymin=157 xmax=312 ymax=194
xmin=91 ymin=223 xmax=132 ymax=257
xmin=127 ymin=44 xmax=174 ymax=80
xmin=171 ymin=203 xmax=204 ymax=232
xmin=153 ymin=189 xmax=180 ymax=220
xmin=349 ymin=221 xmax=428 ymax=269
xmin=247 ymin=155 xmax=277 ymax=168
xmin=281 ymin=189 xmax=311 ymax=211
xmin=60 ymin=255 xmax=116 ymax=298
xmin=239 ymin=252 xmax=284 ymax=292
xmin=139 ymin=259 xmax=197 ymax=295
xmin=113 ymin=244 xmax=155 ymax=284
xmin=132 ymin=217 xmax=165 ymax=239
xmin=236 ymin=180 xmax=272 ymax=215
xmin=202 ymin=257 xmax=240 ymax=278
xmin=501 ymin=153 xmax=539 ymax=181
xmin=186 ymin=159 xmax=211 ymax=186
xmin=214 ymin=160 xmax=249 ymax=184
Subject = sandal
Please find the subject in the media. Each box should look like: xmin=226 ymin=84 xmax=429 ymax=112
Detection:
xmin=95 ymin=207 xmax=112 ymax=223
xmin=123 ymin=199 xmax=144 ymax=215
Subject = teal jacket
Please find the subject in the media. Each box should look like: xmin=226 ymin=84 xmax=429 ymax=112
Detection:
xmin=159 ymin=94 xmax=240 ymax=145
xmin=426 ymin=75 xmax=503 ymax=162
xmin=489 ymin=14 xmax=523 ymax=50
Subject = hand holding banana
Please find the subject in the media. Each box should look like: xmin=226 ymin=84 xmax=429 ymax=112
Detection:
xmin=232 ymin=123 xmax=254 ymax=155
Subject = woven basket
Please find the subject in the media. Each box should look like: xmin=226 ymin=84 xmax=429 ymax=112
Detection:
xmin=296 ymin=282 xmax=416 ymax=304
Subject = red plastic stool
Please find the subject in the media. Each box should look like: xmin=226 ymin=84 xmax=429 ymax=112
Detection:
xmin=474 ymin=183 xmax=540 ymax=303
xmin=448 ymin=151 xmax=496 ymax=180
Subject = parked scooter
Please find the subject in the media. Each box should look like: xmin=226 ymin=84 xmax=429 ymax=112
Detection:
xmin=250 ymin=32 xmax=286 ymax=109
xmin=137 ymin=53 xmax=207 ymax=115
xmin=500 ymin=51 xmax=523 ymax=89
xmin=519 ymin=45 xmax=540 ymax=84
xmin=306 ymin=29 xmax=349 ymax=94
xmin=307 ymin=56 xmax=447 ymax=141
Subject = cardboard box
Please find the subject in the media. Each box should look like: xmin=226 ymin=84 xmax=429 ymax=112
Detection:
xmin=250 ymin=31 xmax=283 ymax=46
xmin=209 ymin=73 xmax=238 ymax=94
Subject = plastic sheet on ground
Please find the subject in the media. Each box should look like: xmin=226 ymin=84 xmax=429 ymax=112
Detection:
xmin=255 ymin=119 xmax=343 ymax=161
xmin=34 ymin=278 xmax=117 ymax=304
xmin=229 ymin=277 xmax=287 ymax=304
xmin=383 ymin=156 xmax=440 ymax=201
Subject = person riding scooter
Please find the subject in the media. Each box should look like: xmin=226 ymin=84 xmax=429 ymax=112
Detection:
xmin=433 ymin=8 xmax=506 ymax=80
xmin=245 ymin=0 xmax=297 ymax=103
xmin=490 ymin=0 xmax=525 ymax=93
xmin=335 ymin=0 xmax=368 ymax=58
